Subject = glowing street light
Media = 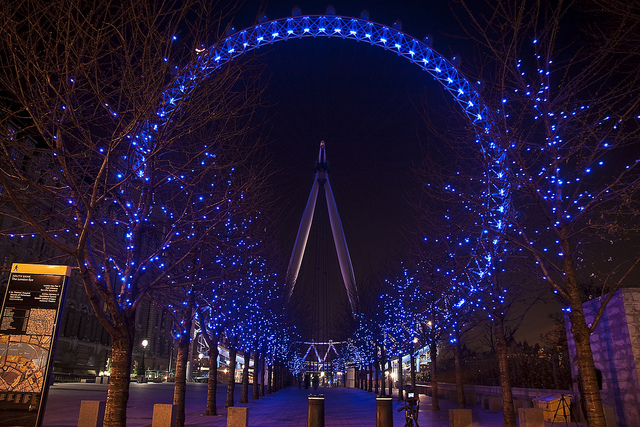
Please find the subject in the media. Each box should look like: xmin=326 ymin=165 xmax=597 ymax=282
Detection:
xmin=140 ymin=339 xmax=149 ymax=376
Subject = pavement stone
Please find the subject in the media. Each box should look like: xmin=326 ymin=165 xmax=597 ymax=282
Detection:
xmin=41 ymin=382 xmax=541 ymax=426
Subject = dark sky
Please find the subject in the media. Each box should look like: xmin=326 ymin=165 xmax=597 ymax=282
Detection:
xmin=226 ymin=1 xmax=560 ymax=343
xmin=224 ymin=1 xmax=479 ymax=341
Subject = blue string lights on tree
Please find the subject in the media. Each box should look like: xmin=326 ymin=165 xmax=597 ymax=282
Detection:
xmin=459 ymin=22 xmax=640 ymax=312
xmin=347 ymin=316 xmax=380 ymax=370
xmin=379 ymin=266 xmax=418 ymax=361
xmin=418 ymin=5 xmax=640 ymax=424
xmin=2 ymin=8 xmax=510 ymax=346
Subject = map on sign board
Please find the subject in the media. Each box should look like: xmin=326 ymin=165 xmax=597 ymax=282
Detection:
xmin=0 ymin=264 xmax=70 ymax=427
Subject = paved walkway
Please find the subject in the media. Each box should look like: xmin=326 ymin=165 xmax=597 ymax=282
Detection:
xmin=42 ymin=382 xmax=533 ymax=426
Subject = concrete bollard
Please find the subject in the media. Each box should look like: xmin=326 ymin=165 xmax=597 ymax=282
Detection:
xmin=482 ymin=396 xmax=489 ymax=409
xmin=151 ymin=404 xmax=177 ymax=427
xmin=376 ymin=396 xmax=393 ymax=427
xmin=77 ymin=400 xmax=105 ymax=427
xmin=518 ymin=407 xmax=544 ymax=427
xmin=227 ymin=407 xmax=249 ymax=427
xmin=449 ymin=409 xmax=472 ymax=427
xmin=489 ymin=397 xmax=502 ymax=411
xmin=307 ymin=394 xmax=325 ymax=427
xmin=465 ymin=393 xmax=476 ymax=405
xmin=604 ymin=407 xmax=617 ymax=427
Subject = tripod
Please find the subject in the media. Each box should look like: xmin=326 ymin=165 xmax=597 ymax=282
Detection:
xmin=552 ymin=394 xmax=578 ymax=426
xmin=398 ymin=392 xmax=420 ymax=427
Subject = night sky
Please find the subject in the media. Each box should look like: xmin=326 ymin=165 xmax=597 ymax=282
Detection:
xmin=226 ymin=1 xmax=558 ymax=343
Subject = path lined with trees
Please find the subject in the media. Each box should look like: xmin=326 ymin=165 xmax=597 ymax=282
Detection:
xmin=1 ymin=1 xmax=639 ymax=427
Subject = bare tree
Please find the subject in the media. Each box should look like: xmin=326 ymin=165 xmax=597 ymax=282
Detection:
xmin=445 ymin=2 xmax=640 ymax=425
xmin=0 ymin=1 xmax=263 ymax=425
xmin=409 ymin=161 xmax=483 ymax=411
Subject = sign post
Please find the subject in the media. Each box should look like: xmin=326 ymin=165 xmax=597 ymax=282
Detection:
xmin=0 ymin=263 xmax=71 ymax=427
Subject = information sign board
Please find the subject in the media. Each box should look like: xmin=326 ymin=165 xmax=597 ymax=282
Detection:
xmin=0 ymin=264 xmax=70 ymax=427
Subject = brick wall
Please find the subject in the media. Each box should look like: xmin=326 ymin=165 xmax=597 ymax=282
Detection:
xmin=565 ymin=288 xmax=640 ymax=426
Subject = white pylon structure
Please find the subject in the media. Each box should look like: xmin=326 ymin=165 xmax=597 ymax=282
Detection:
xmin=285 ymin=141 xmax=359 ymax=315
xmin=301 ymin=340 xmax=343 ymax=363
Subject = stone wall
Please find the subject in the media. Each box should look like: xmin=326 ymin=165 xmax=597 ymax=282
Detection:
xmin=565 ymin=288 xmax=640 ymax=426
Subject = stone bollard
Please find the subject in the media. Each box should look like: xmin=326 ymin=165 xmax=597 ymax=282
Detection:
xmin=77 ymin=400 xmax=105 ymax=427
xmin=518 ymin=407 xmax=544 ymax=427
xmin=488 ymin=397 xmax=502 ymax=411
xmin=482 ymin=396 xmax=489 ymax=409
xmin=376 ymin=395 xmax=393 ymax=427
xmin=151 ymin=404 xmax=177 ymax=427
xmin=465 ymin=393 xmax=476 ymax=406
xmin=449 ymin=409 xmax=472 ymax=427
xmin=227 ymin=407 xmax=249 ymax=427
xmin=604 ymin=407 xmax=618 ymax=427
xmin=307 ymin=394 xmax=325 ymax=427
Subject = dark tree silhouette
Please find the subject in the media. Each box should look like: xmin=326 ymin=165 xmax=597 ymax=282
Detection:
xmin=440 ymin=2 xmax=640 ymax=425
xmin=0 ymin=1 xmax=262 ymax=425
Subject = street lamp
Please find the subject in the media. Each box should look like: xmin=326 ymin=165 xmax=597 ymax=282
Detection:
xmin=140 ymin=339 xmax=149 ymax=376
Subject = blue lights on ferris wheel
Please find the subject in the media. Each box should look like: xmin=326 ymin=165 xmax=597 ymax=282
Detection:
xmin=165 ymin=15 xmax=492 ymax=131
xmin=155 ymin=13 xmax=509 ymax=287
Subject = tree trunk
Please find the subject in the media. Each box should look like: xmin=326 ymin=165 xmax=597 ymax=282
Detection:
xmin=387 ymin=360 xmax=393 ymax=397
xmin=241 ymin=350 xmax=250 ymax=403
xmin=267 ymin=364 xmax=272 ymax=394
xmin=410 ymin=353 xmax=416 ymax=390
xmin=279 ymin=364 xmax=284 ymax=389
xmin=368 ymin=363 xmax=373 ymax=392
xmin=103 ymin=332 xmax=134 ymax=427
xmin=273 ymin=365 xmax=278 ymax=392
xmin=454 ymin=340 xmax=466 ymax=409
xmin=173 ymin=324 xmax=191 ymax=427
xmin=568 ymin=302 xmax=607 ymax=426
xmin=260 ymin=356 xmax=266 ymax=396
xmin=375 ymin=358 xmax=380 ymax=394
xmin=494 ymin=317 xmax=516 ymax=427
xmin=273 ymin=364 xmax=278 ymax=392
xmin=226 ymin=346 xmax=237 ymax=407
xmin=205 ymin=344 xmax=219 ymax=415
xmin=560 ymin=237 xmax=606 ymax=427
xmin=430 ymin=344 xmax=439 ymax=411
xmin=551 ymin=351 xmax=559 ymax=390
xmin=380 ymin=347 xmax=387 ymax=395
xmin=398 ymin=358 xmax=404 ymax=401
xmin=363 ymin=367 xmax=367 ymax=390
xmin=252 ymin=351 xmax=260 ymax=399
xmin=354 ymin=367 xmax=359 ymax=389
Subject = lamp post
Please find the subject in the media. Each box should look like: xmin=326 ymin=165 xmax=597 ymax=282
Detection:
xmin=140 ymin=339 xmax=148 ymax=377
